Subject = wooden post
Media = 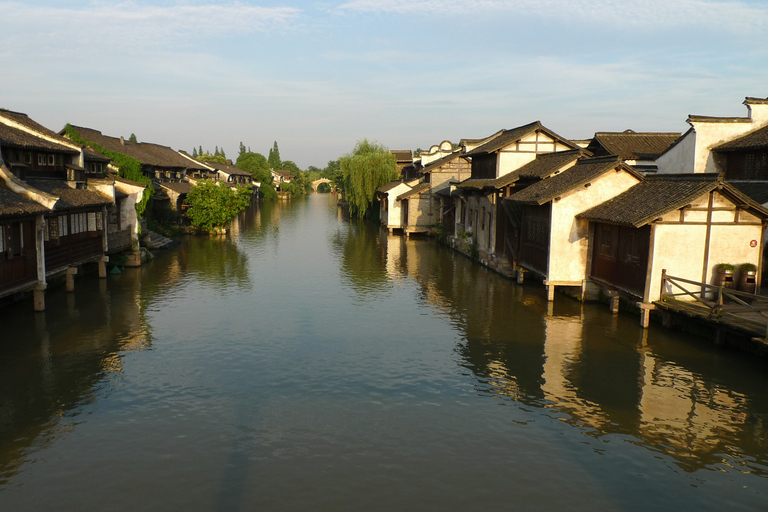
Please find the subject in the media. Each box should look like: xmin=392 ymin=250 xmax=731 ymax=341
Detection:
xmin=65 ymin=267 xmax=78 ymax=292
xmin=517 ymin=268 xmax=525 ymax=284
xmin=33 ymin=283 xmax=47 ymax=312
xmin=98 ymin=256 xmax=109 ymax=278
xmin=659 ymin=268 xmax=667 ymax=300
xmin=546 ymin=284 xmax=555 ymax=302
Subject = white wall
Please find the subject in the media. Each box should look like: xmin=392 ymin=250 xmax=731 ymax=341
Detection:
xmin=548 ymin=169 xmax=641 ymax=283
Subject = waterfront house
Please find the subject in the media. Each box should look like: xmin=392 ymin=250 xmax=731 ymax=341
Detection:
xmin=451 ymin=122 xmax=581 ymax=269
xmin=63 ymin=126 xmax=209 ymax=182
xmin=656 ymin=96 xmax=768 ymax=176
xmin=576 ymin=174 xmax=768 ymax=314
xmin=0 ymin=110 xmax=145 ymax=309
xmin=203 ymin=161 xmax=253 ymax=186
xmin=584 ymin=130 xmax=680 ymax=174
xmin=270 ymin=168 xmax=294 ymax=188
xmin=391 ymin=143 xmax=473 ymax=238
xmin=504 ymin=156 xmax=643 ymax=300
xmin=376 ymin=179 xmax=415 ymax=233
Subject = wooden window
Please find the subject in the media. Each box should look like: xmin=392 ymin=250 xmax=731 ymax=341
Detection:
xmin=47 ymin=217 xmax=59 ymax=240
xmin=38 ymin=154 xmax=46 ymax=166
xmin=598 ymin=224 xmax=616 ymax=258
xmin=88 ymin=212 xmax=97 ymax=232
xmin=59 ymin=215 xmax=68 ymax=237
xmin=25 ymin=153 xmax=32 ymax=164
xmin=0 ymin=225 xmax=5 ymax=252
xmin=481 ymin=207 xmax=486 ymax=230
xmin=48 ymin=155 xmax=55 ymax=166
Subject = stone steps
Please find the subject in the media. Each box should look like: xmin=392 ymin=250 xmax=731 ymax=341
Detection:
xmin=141 ymin=230 xmax=180 ymax=250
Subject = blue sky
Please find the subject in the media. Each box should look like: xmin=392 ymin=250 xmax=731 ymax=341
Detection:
xmin=2 ymin=0 xmax=768 ymax=169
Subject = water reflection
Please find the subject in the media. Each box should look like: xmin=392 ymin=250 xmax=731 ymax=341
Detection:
xmin=0 ymin=269 xmax=151 ymax=484
xmin=372 ymin=227 xmax=768 ymax=475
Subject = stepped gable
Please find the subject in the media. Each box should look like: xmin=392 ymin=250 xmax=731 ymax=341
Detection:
xmin=575 ymin=174 xmax=748 ymax=227
xmin=587 ymin=130 xmax=681 ymax=159
xmin=26 ymin=180 xmax=112 ymax=210
xmin=506 ymin=156 xmax=638 ymax=206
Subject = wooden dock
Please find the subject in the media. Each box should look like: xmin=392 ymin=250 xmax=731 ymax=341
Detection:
xmin=654 ymin=272 xmax=768 ymax=350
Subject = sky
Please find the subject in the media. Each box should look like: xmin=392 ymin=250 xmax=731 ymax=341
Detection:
xmin=2 ymin=0 xmax=768 ymax=170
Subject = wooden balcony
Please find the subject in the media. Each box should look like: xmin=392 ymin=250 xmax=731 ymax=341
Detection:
xmin=45 ymin=235 xmax=104 ymax=274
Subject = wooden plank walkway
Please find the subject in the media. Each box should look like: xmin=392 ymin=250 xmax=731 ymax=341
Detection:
xmin=654 ymin=298 xmax=768 ymax=339
xmin=654 ymin=271 xmax=768 ymax=346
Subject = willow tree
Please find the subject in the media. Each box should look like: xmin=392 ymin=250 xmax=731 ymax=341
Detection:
xmin=339 ymin=139 xmax=398 ymax=218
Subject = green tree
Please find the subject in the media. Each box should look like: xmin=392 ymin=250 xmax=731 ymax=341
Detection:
xmin=239 ymin=141 xmax=246 ymax=158
xmin=184 ymin=180 xmax=252 ymax=233
xmin=197 ymin=153 xmax=228 ymax=165
xmin=259 ymin=181 xmax=278 ymax=200
xmin=339 ymin=139 xmax=398 ymax=218
xmin=281 ymin=160 xmax=301 ymax=175
xmin=236 ymin=152 xmax=271 ymax=183
xmin=129 ymin=133 xmax=138 ymax=143
xmin=268 ymin=141 xmax=281 ymax=169
xmin=192 ymin=147 xmax=198 ymax=158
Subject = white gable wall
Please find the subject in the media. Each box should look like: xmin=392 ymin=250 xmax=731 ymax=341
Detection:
xmin=547 ymin=169 xmax=641 ymax=283
xmin=646 ymin=191 xmax=764 ymax=302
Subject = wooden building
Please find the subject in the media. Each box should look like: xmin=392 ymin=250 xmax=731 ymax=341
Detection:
xmin=576 ymin=174 xmax=768 ymax=312
xmin=451 ymin=122 xmax=581 ymax=264
xmin=504 ymin=156 xmax=643 ymax=300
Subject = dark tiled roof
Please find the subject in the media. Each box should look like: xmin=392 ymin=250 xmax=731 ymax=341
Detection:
xmin=506 ymin=157 xmax=637 ymax=206
xmin=714 ymin=124 xmax=768 ymax=151
xmin=576 ymin=174 xmax=768 ymax=227
xmin=0 ymin=111 xmax=80 ymax=154
xmin=421 ymin=152 xmax=464 ymax=173
xmin=68 ymin=126 xmax=207 ymax=171
xmin=203 ymin=161 xmax=251 ymax=176
xmin=27 ymin=180 xmax=113 ymax=210
xmin=465 ymin=121 xmax=579 ymax=157
xmin=687 ymin=115 xmax=750 ymax=124
xmin=377 ymin=180 xmax=407 ymax=194
xmin=587 ymin=130 xmax=680 ymax=159
xmin=730 ymin=181 xmax=768 ymax=204
xmin=391 ymin=150 xmax=413 ymax=163
xmin=0 ymin=183 xmax=51 ymax=217
xmin=397 ymin=182 xmax=430 ymax=200
xmin=510 ymin=149 xmax=587 ymax=180
xmin=83 ymin=146 xmax=111 ymax=163
xmin=455 ymin=178 xmax=497 ymax=191
xmin=160 ymin=182 xmax=193 ymax=194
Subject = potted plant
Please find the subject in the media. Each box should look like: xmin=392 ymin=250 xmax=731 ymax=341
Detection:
xmin=738 ymin=263 xmax=758 ymax=294
xmin=714 ymin=263 xmax=734 ymax=289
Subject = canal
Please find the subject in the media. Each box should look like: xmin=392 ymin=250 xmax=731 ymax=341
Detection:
xmin=1 ymin=194 xmax=767 ymax=511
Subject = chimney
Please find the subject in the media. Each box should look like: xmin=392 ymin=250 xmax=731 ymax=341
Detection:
xmin=744 ymin=97 xmax=768 ymax=127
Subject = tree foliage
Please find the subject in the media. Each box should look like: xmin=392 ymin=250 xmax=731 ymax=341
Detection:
xmin=197 ymin=153 xmax=228 ymax=165
xmin=339 ymin=139 xmax=398 ymax=218
xmin=268 ymin=141 xmax=281 ymax=169
xmin=129 ymin=133 xmax=138 ymax=143
xmin=236 ymin=152 xmax=271 ymax=183
xmin=184 ymin=180 xmax=252 ymax=233
xmin=63 ymin=124 xmax=153 ymax=219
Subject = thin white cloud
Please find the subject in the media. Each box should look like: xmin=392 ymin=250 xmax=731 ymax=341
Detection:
xmin=335 ymin=0 xmax=768 ymax=31
xmin=0 ymin=1 xmax=302 ymax=39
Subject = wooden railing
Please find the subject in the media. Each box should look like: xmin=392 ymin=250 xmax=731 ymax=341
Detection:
xmin=659 ymin=269 xmax=768 ymax=337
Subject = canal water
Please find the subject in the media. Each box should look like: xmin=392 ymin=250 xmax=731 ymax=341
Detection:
xmin=1 ymin=195 xmax=767 ymax=511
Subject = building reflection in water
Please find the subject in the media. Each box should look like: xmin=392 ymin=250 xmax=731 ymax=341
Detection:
xmin=0 ymin=230 xmax=251 ymax=485
xmin=372 ymin=227 xmax=768 ymax=475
